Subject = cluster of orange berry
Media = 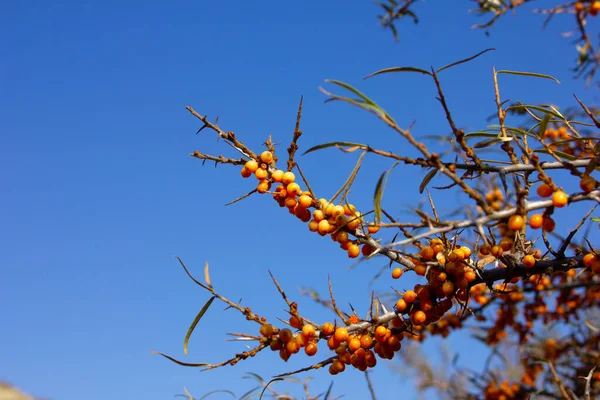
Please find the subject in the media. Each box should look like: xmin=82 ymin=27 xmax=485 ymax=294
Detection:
xmin=241 ymin=151 xmax=379 ymax=259
xmin=575 ymin=1 xmax=600 ymax=16
xmin=543 ymin=126 xmax=596 ymax=158
xmin=482 ymin=380 xmax=524 ymax=400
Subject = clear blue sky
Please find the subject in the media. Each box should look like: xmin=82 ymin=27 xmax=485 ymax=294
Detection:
xmin=2 ymin=1 xmax=598 ymax=399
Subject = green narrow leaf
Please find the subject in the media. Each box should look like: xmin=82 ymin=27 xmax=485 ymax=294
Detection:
xmin=537 ymin=114 xmax=551 ymax=140
xmin=325 ymin=79 xmax=378 ymax=106
xmin=259 ymin=378 xmax=284 ymax=400
xmin=373 ymin=172 xmax=386 ymax=224
xmin=504 ymin=126 xmax=539 ymax=139
xmin=533 ymin=149 xmax=578 ymax=161
xmin=373 ymin=162 xmax=399 ymax=223
xmin=303 ymin=141 xmax=367 ymax=155
xmin=473 ymin=138 xmax=503 ymax=148
xmin=151 ymin=351 xmax=210 ymax=367
xmin=184 ymin=296 xmax=216 ymax=355
xmin=419 ymin=169 xmax=437 ymax=194
xmin=496 ymin=69 xmax=560 ymax=84
xmin=329 ymin=151 xmax=366 ymax=204
xmin=591 ymin=217 xmax=600 ymax=222
xmin=504 ymin=104 xmax=564 ymax=120
xmin=198 ymin=390 xmax=236 ymax=399
xmin=436 ymin=48 xmax=495 ymax=73
xmin=364 ymin=66 xmax=432 ymax=79
xmin=204 ymin=262 xmax=212 ymax=289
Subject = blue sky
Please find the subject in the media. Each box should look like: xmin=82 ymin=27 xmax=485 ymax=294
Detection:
xmin=2 ymin=1 xmax=599 ymax=399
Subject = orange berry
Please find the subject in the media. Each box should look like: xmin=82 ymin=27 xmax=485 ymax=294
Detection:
xmin=395 ymin=298 xmax=407 ymax=312
xmin=592 ymin=1 xmax=600 ymax=15
xmin=403 ymin=290 xmax=417 ymax=303
xmin=332 ymin=359 xmax=345 ymax=373
xmin=271 ymin=169 xmax=284 ymax=182
xmin=499 ymin=237 xmax=513 ymax=252
xmin=575 ymin=2 xmax=584 ymax=12
xmin=302 ymin=324 xmax=316 ymax=338
xmin=491 ymin=245 xmax=503 ymax=258
xmin=411 ymin=310 xmax=427 ymax=325
xmin=522 ymin=255 xmax=536 ymax=268
xmin=298 ymin=194 xmax=312 ymax=208
xmin=542 ymin=217 xmax=556 ymax=232
xmin=592 ymin=260 xmax=600 ymax=274
xmin=279 ymin=328 xmax=293 ymax=343
xmin=332 ymin=205 xmax=345 ymax=217
xmin=346 ymin=216 xmax=361 ymax=230
xmin=367 ymin=223 xmax=380 ymax=234
xmin=479 ymin=244 xmax=491 ymax=256
xmin=284 ymin=197 xmax=297 ymax=208
xmin=583 ymin=253 xmax=597 ymax=267
xmin=343 ymin=204 xmax=356 ymax=216
xmin=360 ymin=334 xmax=373 ymax=348
xmin=282 ymin=171 xmax=295 ymax=185
xmin=460 ymin=246 xmax=472 ymax=258
xmin=286 ymin=182 xmax=301 ymax=197
xmin=336 ymin=231 xmax=349 ymax=243
xmin=257 ymin=180 xmax=271 ymax=193
xmin=305 ymin=342 xmax=318 ymax=356
xmin=254 ymin=168 xmax=267 ymax=180
xmin=464 ymin=269 xmax=476 ymax=282
xmin=279 ymin=347 xmax=291 ymax=361
xmin=442 ymin=281 xmax=455 ymax=297
xmin=508 ymin=215 xmax=524 ymax=231
xmin=334 ymin=327 xmax=349 ymax=342
xmin=260 ymin=151 xmax=273 ymax=164
xmin=240 ymin=167 xmax=252 ymax=178
xmin=391 ymin=267 xmax=403 ymax=279
xmin=537 ymin=183 xmax=553 ymax=198
xmin=317 ymin=220 xmax=330 ymax=235
xmin=414 ymin=263 xmax=427 ymax=276
xmin=420 ymin=246 xmax=434 ymax=260
xmin=286 ymin=340 xmax=300 ymax=354
xmin=321 ymin=322 xmax=334 ymax=336
xmin=308 ymin=220 xmax=319 ymax=232
xmin=348 ymin=337 xmax=361 ymax=352
xmin=245 ymin=159 xmax=259 ymax=173
xmin=580 ymin=176 xmax=596 ymax=193
xmin=348 ymin=315 xmax=360 ymax=324
xmin=313 ymin=209 xmax=325 ymax=221
xmin=552 ymin=190 xmax=568 ymax=208
xmin=347 ymin=243 xmax=360 ymax=258
xmin=260 ymin=324 xmax=274 ymax=337
xmin=289 ymin=316 xmax=303 ymax=329
xmin=529 ymin=214 xmax=543 ymax=229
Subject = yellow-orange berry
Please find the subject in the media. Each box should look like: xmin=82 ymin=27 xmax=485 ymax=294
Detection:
xmin=321 ymin=322 xmax=334 ymax=336
xmin=508 ymin=215 xmax=524 ymax=231
xmin=537 ymin=183 xmax=553 ymax=198
xmin=287 ymin=182 xmax=301 ymax=197
xmin=499 ymin=237 xmax=513 ymax=252
xmin=522 ymin=255 xmax=536 ymax=268
xmin=332 ymin=205 xmax=345 ymax=217
xmin=260 ymin=324 xmax=274 ymax=337
xmin=308 ymin=220 xmax=319 ymax=232
xmin=305 ymin=342 xmax=318 ymax=356
xmin=575 ymin=2 xmax=584 ymax=12
xmin=592 ymin=1 xmax=600 ymax=15
xmin=391 ymin=267 xmax=403 ymax=279
xmin=395 ymin=298 xmax=407 ymax=312
xmin=282 ymin=171 xmax=295 ymax=185
xmin=442 ymin=281 xmax=455 ymax=297
xmin=362 ymin=244 xmax=375 ymax=256
xmin=348 ymin=337 xmax=361 ymax=352
xmin=464 ymin=269 xmax=476 ymax=282
xmin=286 ymin=340 xmax=300 ymax=354
xmin=317 ymin=220 xmax=330 ymax=235
xmin=271 ymin=169 xmax=284 ymax=182
xmin=479 ymin=244 xmax=491 ymax=256
xmin=411 ymin=310 xmax=427 ymax=325
xmin=491 ymin=245 xmax=503 ymax=258
xmin=580 ymin=176 xmax=596 ymax=193
xmin=301 ymin=324 xmax=316 ymax=338
xmin=260 ymin=151 xmax=273 ymax=164
xmin=245 ymin=159 xmax=259 ymax=173
xmin=254 ymin=168 xmax=267 ymax=180
xmin=583 ymin=253 xmax=597 ymax=267
xmin=298 ymin=194 xmax=312 ymax=208
xmin=240 ymin=167 xmax=252 ymax=178
xmin=257 ymin=180 xmax=271 ymax=193
xmin=348 ymin=243 xmax=360 ymax=258
xmin=334 ymin=327 xmax=349 ymax=342
xmin=403 ymin=290 xmax=417 ymax=303
xmin=460 ymin=246 xmax=472 ymax=258
xmin=419 ymin=246 xmax=434 ymax=260
xmin=367 ymin=224 xmax=380 ymax=234
xmin=360 ymin=334 xmax=373 ymax=348
xmin=529 ymin=214 xmax=543 ymax=229
xmin=552 ymin=190 xmax=568 ymax=208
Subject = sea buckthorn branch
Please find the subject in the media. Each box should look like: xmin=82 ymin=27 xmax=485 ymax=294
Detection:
xmin=387 ymin=190 xmax=600 ymax=248
xmin=190 ymin=150 xmax=246 ymax=166
xmin=286 ymin=96 xmax=303 ymax=172
xmin=430 ymin=68 xmax=483 ymax=168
